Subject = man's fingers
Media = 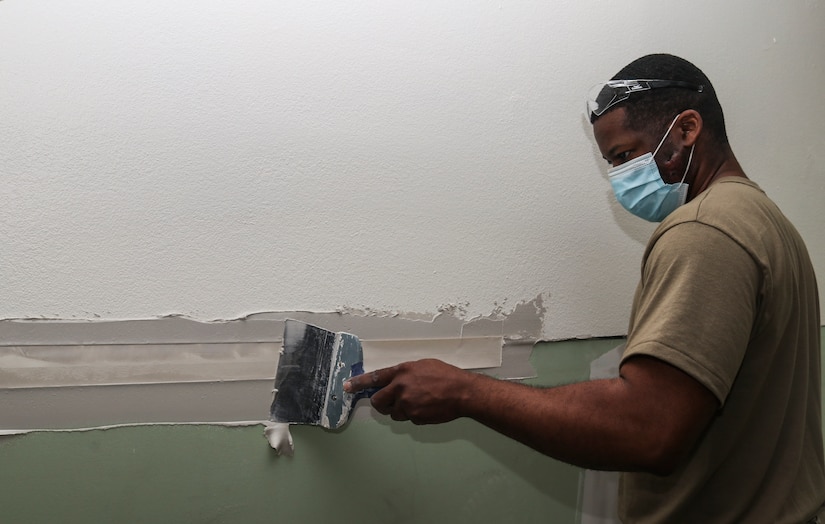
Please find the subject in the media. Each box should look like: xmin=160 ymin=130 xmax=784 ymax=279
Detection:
xmin=369 ymin=387 xmax=393 ymax=413
xmin=344 ymin=365 xmax=397 ymax=393
xmin=370 ymin=387 xmax=409 ymax=420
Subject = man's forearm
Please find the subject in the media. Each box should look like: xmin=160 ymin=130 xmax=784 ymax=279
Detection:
xmin=344 ymin=356 xmax=716 ymax=475
xmin=460 ymin=371 xmax=666 ymax=472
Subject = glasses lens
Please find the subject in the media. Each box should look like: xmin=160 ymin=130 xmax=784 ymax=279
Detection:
xmin=587 ymin=82 xmax=628 ymax=117
xmin=586 ymin=80 xmax=704 ymax=118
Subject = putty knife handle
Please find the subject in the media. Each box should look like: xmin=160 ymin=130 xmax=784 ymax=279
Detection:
xmin=349 ymin=361 xmax=381 ymax=401
xmin=353 ymin=387 xmax=381 ymax=402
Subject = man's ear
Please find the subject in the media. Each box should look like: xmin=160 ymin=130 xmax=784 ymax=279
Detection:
xmin=678 ymin=110 xmax=703 ymax=147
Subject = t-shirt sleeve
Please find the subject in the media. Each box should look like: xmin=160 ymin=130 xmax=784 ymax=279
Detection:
xmin=621 ymin=221 xmax=761 ymax=405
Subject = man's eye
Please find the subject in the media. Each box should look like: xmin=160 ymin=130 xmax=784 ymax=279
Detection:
xmin=609 ymin=151 xmax=632 ymax=167
xmin=604 ymin=150 xmax=632 ymax=167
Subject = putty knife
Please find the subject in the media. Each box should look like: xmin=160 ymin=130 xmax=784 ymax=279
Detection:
xmin=269 ymin=320 xmax=373 ymax=429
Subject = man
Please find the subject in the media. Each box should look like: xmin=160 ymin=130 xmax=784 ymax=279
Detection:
xmin=345 ymin=54 xmax=824 ymax=523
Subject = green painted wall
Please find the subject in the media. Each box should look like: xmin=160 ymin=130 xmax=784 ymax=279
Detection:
xmin=1 ymin=331 xmax=822 ymax=524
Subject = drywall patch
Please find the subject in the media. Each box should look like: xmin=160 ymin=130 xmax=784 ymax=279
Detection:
xmin=0 ymin=298 xmax=546 ymax=431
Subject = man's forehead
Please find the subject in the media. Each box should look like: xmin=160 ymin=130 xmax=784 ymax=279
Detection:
xmin=592 ymin=107 xmax=630 ymax=142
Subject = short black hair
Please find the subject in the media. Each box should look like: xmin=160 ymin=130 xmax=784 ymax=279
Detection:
xmin=593 ymin=54 xmax=728 ymax=144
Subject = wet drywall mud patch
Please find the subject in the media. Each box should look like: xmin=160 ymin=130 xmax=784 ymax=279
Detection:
xmin=0 ymin=297 xmax=547 ymax=431
xmin=1 ymin=295 xmax=547 ymax=345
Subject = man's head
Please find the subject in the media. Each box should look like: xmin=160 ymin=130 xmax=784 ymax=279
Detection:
xmin=589 ymin=54 xmax=727 ymax=146
xmin=590 ymin=54 xmax=735 ymax=219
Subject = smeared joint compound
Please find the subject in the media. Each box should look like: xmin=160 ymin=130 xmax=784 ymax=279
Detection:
xmin=0 ymin=421 xmax=266 ymax=437
xmin=0 ymin=297 xmax=545 ymax=431
xmin=0 ymin=294 xmax=548 ymax=345
xmin=436 ymin=302 xmax=471 ymax=318
xmin=332 ymin=294 xmax=547 ymax=343
xmin=264 ymin=422 xmax=294 ymax=456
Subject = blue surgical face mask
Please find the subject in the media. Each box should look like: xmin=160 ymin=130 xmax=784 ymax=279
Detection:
xmin=607 ymin=114 xmax=694 ymax=222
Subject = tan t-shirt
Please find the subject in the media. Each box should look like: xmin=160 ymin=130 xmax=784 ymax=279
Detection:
xmin=619 ymin=178 xmax=824 ymax=523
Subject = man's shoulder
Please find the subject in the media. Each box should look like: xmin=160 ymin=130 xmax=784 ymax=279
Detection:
xmin=640 ymin=177 xmax=781 ymax=268
xmin=683 ymin=177 xmax=765 ymax=218
xmin=653 ymin=177 xmax=773 ymax=241
xmin=694 ymin=176 xmax=764 ymax=206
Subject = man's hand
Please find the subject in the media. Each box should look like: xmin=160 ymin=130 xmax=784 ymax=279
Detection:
xmin=344 ymin=359 xmax=478 ymax=425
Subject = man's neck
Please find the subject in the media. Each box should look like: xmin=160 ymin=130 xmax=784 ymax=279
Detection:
xmin=689 ymin=145 xmax=747 ymax=200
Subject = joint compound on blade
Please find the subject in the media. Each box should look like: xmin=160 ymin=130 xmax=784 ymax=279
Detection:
xmin=320 ymin=333 xmax=357 ymax=429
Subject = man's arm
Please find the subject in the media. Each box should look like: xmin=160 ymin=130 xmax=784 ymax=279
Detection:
xmin=344 ymin=355 xmax=717 ymax=475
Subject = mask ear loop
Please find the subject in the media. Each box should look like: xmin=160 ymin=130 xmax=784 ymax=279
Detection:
xmin=651 ymin=114 xmax=682 ymax=159
xmin=680 ymin=144 xmax=695 ymax=184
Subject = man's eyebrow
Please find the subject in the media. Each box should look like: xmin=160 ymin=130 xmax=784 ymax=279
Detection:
xmin=605 ymin=144 xmax=623 ymax=160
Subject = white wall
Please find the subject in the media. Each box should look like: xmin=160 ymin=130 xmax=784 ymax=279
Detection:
xmin=2 ymin=0 xmax=823 ymax=340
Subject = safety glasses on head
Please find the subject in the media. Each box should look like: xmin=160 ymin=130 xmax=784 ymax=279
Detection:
xmin=586 ymin=79 xmax=704 ymax=118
